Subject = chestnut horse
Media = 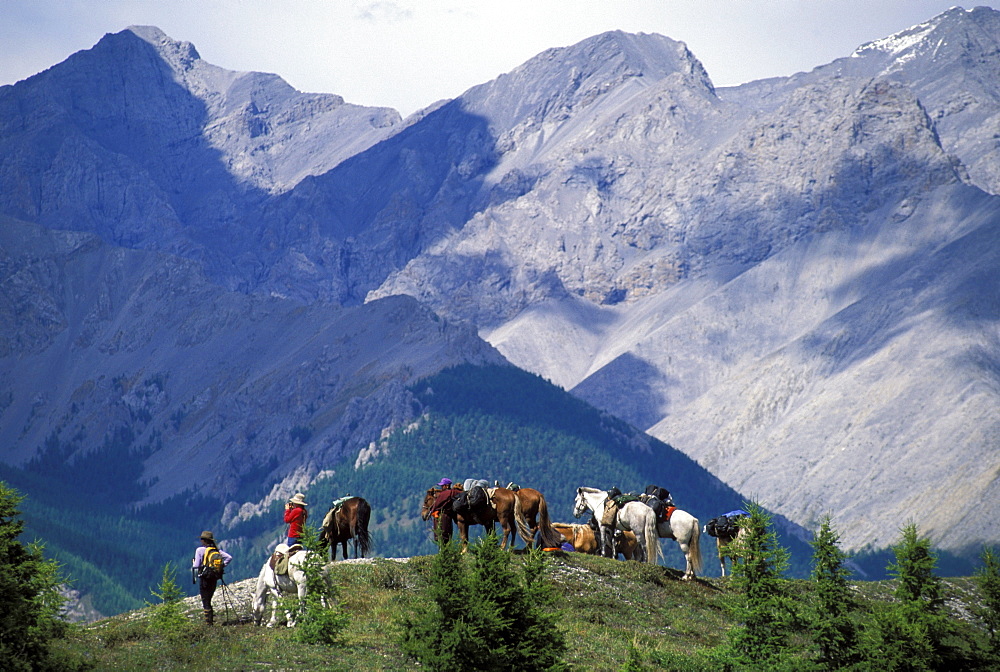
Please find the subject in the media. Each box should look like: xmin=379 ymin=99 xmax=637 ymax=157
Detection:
xmin=552 ymin=522 xmax=639 ymax=559
xmin=509 ymin=487 xmax=566 ymax=549
xmin=420 ymin=486 xmax=506 ymax=549
xmin=420 ymin=485 xmax=561 ymax=550
xmin=319 ymin=496 xmax=372 ymax=561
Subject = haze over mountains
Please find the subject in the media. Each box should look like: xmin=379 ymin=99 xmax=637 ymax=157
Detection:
xmin=1 ymin=3 xmax=998 ymax=573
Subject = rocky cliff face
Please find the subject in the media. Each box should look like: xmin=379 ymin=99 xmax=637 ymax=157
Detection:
xmin=1 ymin=10 xmax=998 ymax=555
xmin=0 ymin=215 xmax=505 ymax=510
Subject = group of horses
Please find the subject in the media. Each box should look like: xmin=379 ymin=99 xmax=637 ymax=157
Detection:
xmin=420 ymin=483 xmax=704 ymax=581
xmin=252 ymin=485 xmax=737 ymax=626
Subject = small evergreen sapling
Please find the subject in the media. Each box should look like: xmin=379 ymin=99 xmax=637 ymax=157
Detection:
xmin=0 ymin=482 xmax=70 ymax=672
xmin=718 ymin=500 xmax=797 ymax=668
xmin=292 ymin=525 xmax=348 ymax=646
xmin=808 ymin=516 xmax=860 ymax=669
xmin=146 ymin=563 xmax=191 ymax=636
xmin=400 ymin=533 xmax=568 ymax=671
xmin=974 ymin=546 xmax=1000 ymax=664
xmin=861 ymin=522 xmax=963 ymax=670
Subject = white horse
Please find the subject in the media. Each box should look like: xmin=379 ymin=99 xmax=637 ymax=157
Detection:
xmin=573 ymin=487 xmax=659 ymax=564
xmin=251 ymin=545 xmax=313 ymax=627
xmin=653 ymin=505 xmax=703 ymax=581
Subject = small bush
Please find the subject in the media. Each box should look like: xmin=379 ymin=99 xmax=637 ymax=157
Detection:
xmin=146 ymin=563 xmax=193 ymax=638
xmin=292 ymin=525 xmax=348 ymax=646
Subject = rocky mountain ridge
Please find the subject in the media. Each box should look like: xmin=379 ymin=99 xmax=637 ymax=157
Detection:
xmin=0 ymin=214 xmax=505 ymax=508
xmin=1 ymin=8 xmax=998 ymax=557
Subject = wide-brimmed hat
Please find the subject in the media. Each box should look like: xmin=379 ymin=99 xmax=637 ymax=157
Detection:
xmin=199 ymin=530 xmax=216 ymax=543
xmin=288 ymin=492 xmax=308 ymax=506
xmin=436 ymin=478 xmax=452 ymax=487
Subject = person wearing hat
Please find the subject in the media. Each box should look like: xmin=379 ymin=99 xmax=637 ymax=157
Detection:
xmin=192 ymin=531 xmax=232 ymax=625
xmin=426 ymin=479 xmax=457 ymax=542
xmin=284 ymin=492 xmax=308 ymax=547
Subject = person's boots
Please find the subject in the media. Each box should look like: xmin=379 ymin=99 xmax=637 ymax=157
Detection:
xmin=203 ymin=608 xmax=214 ymax=625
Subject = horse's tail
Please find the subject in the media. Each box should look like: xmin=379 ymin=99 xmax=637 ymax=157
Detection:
xmin=354 ymin=498 xmax=373 ymax=558
xmin=689 ymin=518 xmax=703 ymax=574
xmin=645 ymin=513 xmax=659 ymax=565
xmin=536 ymin=496 xmax=564 ymax=549
xmin=513 ymin=493 xmax=534 ymax=546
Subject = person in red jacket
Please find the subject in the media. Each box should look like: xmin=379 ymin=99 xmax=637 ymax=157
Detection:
xmin=284 ymin=492 xmax=308 ymax=546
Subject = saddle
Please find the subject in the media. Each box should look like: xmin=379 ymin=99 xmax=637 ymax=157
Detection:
xmin=269 ymin=543 xmax=303 ymax=576
xmin=639 ymin=493 xmax=675 ymax=526
xmin=600 ymin=498 xmax=619 ymax=527
xmin=321 ymin=496 xmax=353 ymax=536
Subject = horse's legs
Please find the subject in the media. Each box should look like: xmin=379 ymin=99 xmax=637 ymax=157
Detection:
xmin=678 ymin=540 xmax=694 ymax=579
xmin=341 ymin=539 xmax=348 ymax=560
xmin=267 ymin=586 xmax=284 ymax=627
xmin=631 ymin=528 xmax=646 ymax=563
xmin=718 ymin=536 xmax=732 ymax=577
xmin=289 ymin=576 xmax=308 ymax=627
xmin=252 ymin=575 xmax=267 ymax=626
xmin=600 ymin=525 xmax=614 ymax=558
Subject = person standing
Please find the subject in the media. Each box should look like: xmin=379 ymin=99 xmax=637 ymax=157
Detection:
xmin=192 ymin=530 xmax=232 ymax=625
xmin=427 ymin=479 xmax=456 ymax=543
xmin=284 ymin=492 xmax=308 ymax=546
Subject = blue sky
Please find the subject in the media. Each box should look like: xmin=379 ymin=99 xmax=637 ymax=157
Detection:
xmin=1 ymin=1 xmax=995 ymax=116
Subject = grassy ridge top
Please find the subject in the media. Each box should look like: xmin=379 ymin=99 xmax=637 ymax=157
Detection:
xmin=61 ymin=552 xmax=988 ymax=671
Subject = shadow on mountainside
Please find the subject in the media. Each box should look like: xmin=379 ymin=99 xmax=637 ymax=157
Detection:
xmin=0 ymin=29 xmax=278 ymax=293
xmin=263 ymin=98 xmax=503 ymax=305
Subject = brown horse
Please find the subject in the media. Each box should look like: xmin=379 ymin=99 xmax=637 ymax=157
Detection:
xmin=420 ymin=486 xmax=530 ymax=550
xmin=552 ymin=522 xmax=639 ymax=559
xmin=420 ymin=487 xmax=495 ymax=549
xmin=319 ymin=496 xmax=372 ymax=561
xmin=510 ymin=487 xmax=564 ymax=549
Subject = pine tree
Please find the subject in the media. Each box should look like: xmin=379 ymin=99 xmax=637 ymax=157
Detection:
xmin=861 ymin=522 xmax=961 ymax=670
xmin=400 ymin=533 xmax=568 ymax=671
xmin=974 ymin=546 xmax=1000 ymax=664
xmin=809 ymin=516 xmax=860 ymax=669
xmin=720 ymin=500 xmax=796 ymax=668
xmin=472 ymin=539 xmax=568 ymax=671
xmin=889 ymin=523 xmax=944 ymax=608
xmin=0 ymin=481 xmax=70 ymax=672
xmin=400 ymin=536 xmax=480 ymax=669
xmin=146 ymin=563 xmax=191 ymax=637
xmin=292 ymin=525 xmax=348 ymax=645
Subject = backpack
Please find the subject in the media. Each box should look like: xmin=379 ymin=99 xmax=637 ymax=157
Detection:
xmin=467 ymin=485 xmax=487 ymax=509
xmin=202 ymin=546 xmax=224 ymax=579
xmin=451 ymin=490 xmax=471 ymax=515
xmin=644 ymin=484 xmax=671 ymax=503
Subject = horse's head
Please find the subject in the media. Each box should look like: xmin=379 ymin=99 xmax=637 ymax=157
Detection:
xmin=572 ymin=488 xmax=588 ymax=519
xmin=420 ymin=489 xmax=437 ymax=521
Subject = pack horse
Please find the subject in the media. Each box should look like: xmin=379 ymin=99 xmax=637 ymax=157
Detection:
xmin=573 ymin=486 xmax=659 ymax=564
xmin=252 ymin=544 xmax=314 ymax=627
xmin=320 ymin=496 xmax=372 ymax=561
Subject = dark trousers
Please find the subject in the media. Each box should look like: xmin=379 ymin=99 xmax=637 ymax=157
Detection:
xmin=199 ymin=575 xmax=219 ymax=613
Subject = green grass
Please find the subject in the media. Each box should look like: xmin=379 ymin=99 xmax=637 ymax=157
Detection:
xmin=54 ymin=553 xmax=990 ymax=671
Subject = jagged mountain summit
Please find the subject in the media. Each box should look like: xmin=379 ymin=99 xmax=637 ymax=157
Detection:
xmin=0 ymin=8 xmax=998 ymax=562
xmin=0 ymin=25 xmax=400 ymax=294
